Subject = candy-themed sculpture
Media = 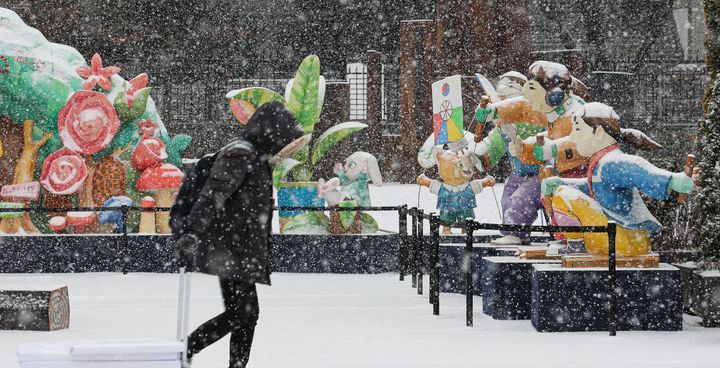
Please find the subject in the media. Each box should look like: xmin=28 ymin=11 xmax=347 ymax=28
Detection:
xmin=469 ymin=71 xmax=544 ymax=245
xmin=0 ymin=8 xmax=191 ymax=234
xmin=417 ymin=148 xmax=495 ymax=234
xmin=541 ymin=102 xmax=695 ymax=256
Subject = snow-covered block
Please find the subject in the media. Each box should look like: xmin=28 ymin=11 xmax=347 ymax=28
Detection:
xmin=0 ymin=285 xmax=69 ymax=331
xmin=439 ymin=243 xmax=517 ymax=295
xmin=693 ymin=270 xmax=720 ymax=327
xmin=531 ymin=264 xmax=682 ymax=332
xmin=481 ymin=256 xmax=560 ymax=320
xmin=17 ymin=339 xmax=183 ymax=368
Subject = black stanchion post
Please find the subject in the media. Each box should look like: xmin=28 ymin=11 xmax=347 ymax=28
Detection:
xmin=417 ymin=209 xmax=424 ymax=295
xmin=608 ymin=221 xmax=618 ymax=336
xmin=465 ymin=219 xmax=474 ymax=327
xmin=428 ymin=213 xmax=434 ymax=305
xmin=121 ymin=205 xmax=129 ymax=275
xmin=411 ymin=208 xmax=418 ymax=288
xmin=430 ymin=214 xmax=440 ymax=315
xmin=399 ymin=205 xmax=408 ymax=281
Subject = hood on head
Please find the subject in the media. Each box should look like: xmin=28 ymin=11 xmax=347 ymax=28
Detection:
xmin=243 ymin=101 xmax=304 ymax=156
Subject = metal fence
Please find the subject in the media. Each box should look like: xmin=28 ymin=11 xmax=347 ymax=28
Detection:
xmin=1 ymin=203 xmax=622 ymax=334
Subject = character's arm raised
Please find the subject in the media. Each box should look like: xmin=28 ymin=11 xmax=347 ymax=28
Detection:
xmin=601 ymin=156 xmax=675 ymax=200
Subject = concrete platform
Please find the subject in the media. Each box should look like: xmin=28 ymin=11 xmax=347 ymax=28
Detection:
xmin=531 ymin=263 xmax=683 ymax=332
xmin=438 ymin=243 xmax=518 ymax=295
xmin=481 ymin=256 xmax=560 ymax=320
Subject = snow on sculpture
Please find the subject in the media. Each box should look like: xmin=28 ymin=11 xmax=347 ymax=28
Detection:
xmin=316 ymin=152 xmax=383 ymax=234
xmin=475 ymin=61 xmax=589 ymax=179
xmin=39 ymin=147 xmax=88 ymax=195
xmin=0 ymin=7 xmax=191 ymax=234
xmin=417 ymin=148 xmax=495 ymax=234
xmin=468 ymin=71 xmax=544 ymax=245
xmin=227 ymin=55 xmax=369 ymax=233
xmin=57 ymin=90 xmax=120 ymax=155
xmin=541 ymin=102 xmax=695 ymax=256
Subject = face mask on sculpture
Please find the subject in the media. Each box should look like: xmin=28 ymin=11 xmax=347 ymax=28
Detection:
xmin=522 ymin=80 xmax=557 ymax=113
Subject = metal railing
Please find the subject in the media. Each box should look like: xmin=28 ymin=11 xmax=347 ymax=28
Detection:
xmin=404 ymin=208 xmax=620 ymax=336
xmin=0 ymin=204 xmax=407 ymax=274
xmin=3 ymin=204 xmax=620 ymax=335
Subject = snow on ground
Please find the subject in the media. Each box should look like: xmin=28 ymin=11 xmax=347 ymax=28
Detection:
xmin=1 ymin=272 xmax=719 ymax=368
xmin=273 ymin=183 xmax=544 ymax=234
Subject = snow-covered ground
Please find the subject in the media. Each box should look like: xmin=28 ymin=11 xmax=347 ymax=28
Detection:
xmin=273 ymin=182 xmax=541 ymax=235
xmin=3 ymin=184 xmax=717 ymax=367
xmin=2 ymin=272 xmax=719 ymax=368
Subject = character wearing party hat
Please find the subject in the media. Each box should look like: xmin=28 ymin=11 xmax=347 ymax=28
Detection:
xmin=417 ymin=75 xmax=495 ymax=234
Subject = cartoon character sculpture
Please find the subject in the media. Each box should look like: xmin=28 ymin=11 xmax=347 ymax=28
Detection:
xmin=541 ymin=103 xmax=695 ymax=256
xmin=468 ymin=71 xmax=544 ymax=245
xmin=418 ymin=75 xmax=475 ymax=168
xmin=476 ymin=61 xmax=589 ymax=179
xmin=331 ymin=152 xmax=382 ymax=207
xmin=318 ymin=152 xmax=382 ymax=234
xmin=417 ymin=148 xmax=495 ymax=234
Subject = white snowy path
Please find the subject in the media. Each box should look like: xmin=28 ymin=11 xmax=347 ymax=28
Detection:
xmin=1 ymin=272 xmax=719 ymax=368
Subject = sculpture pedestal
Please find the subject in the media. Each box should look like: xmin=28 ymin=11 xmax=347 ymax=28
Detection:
xmin=438 ymin=243 xmax=517 ymax=295
xmin=531 ymin=263 xmax=682 ymax=332
xmin=481 ymin=256 xmax=560 ymax=320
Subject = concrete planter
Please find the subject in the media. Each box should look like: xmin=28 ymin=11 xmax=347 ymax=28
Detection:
xmin=693 ymin=270 xmax=720 ymax=327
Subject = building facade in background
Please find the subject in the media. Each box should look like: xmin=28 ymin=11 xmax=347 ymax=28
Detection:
xmin=1 ymin=0 xmax=708 ymax=181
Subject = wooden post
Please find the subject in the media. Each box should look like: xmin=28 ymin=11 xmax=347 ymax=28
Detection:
xmin=419 ymin=22 xmax=436 ymax=141
xmin=399 ymin=21 xmax=419 ymax=182
xmin=434 ymin=0 xmax=531 ymax=76
xmin=366 ymin=50 xmax=383 ymax=153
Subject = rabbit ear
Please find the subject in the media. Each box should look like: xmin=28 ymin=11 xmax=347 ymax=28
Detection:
xmin=364 ymin=155 xmax=383 ymax=185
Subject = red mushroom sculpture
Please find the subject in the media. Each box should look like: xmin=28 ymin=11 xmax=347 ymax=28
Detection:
xmin=48 ymin=216 xmax=67 ymax=234
xmin=138 ymin=196 xmax=156 ymax=234
xmin=66 ymin=211 xmax=95 ymax=234
xmin=136 ymin=163 xmax=183 ymax=233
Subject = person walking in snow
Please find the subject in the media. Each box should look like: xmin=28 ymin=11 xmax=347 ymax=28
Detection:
xmin=173 ymin=101 xmax=305 ymax=368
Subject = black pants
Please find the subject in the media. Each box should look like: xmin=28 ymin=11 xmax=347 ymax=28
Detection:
xmin=187 ymin=278 xmax=259 ymax=368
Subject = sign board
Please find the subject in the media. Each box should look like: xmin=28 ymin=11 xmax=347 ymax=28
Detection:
xmin=432 ymin=75 xmax=464 ymax=145
xmin=1 ymin=181 xmax=40 ymax=201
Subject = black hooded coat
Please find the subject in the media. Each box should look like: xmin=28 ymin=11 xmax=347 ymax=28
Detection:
xmin=184 ymin=101 xmax=304 ymax=284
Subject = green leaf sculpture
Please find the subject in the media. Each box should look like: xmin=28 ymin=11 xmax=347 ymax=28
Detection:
xmin=282 ymin=211 xmax=330 ymax=234
xmin=272 ymin=157 xmax=302 ymax=188
xmin=166 ymin=134 xmax=193 ymax=168
xmin=225 ymin=54 xmax=366 ymax=185
xmin=227 ymin=87 xmax=285 ymax=125
xmin=311 ymin=121 xmax=368 ymax=165
xmin=286 ymin=55 xmax=322 ymax=134
xmin=114 ymin=87 xmax=152 ymax=123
